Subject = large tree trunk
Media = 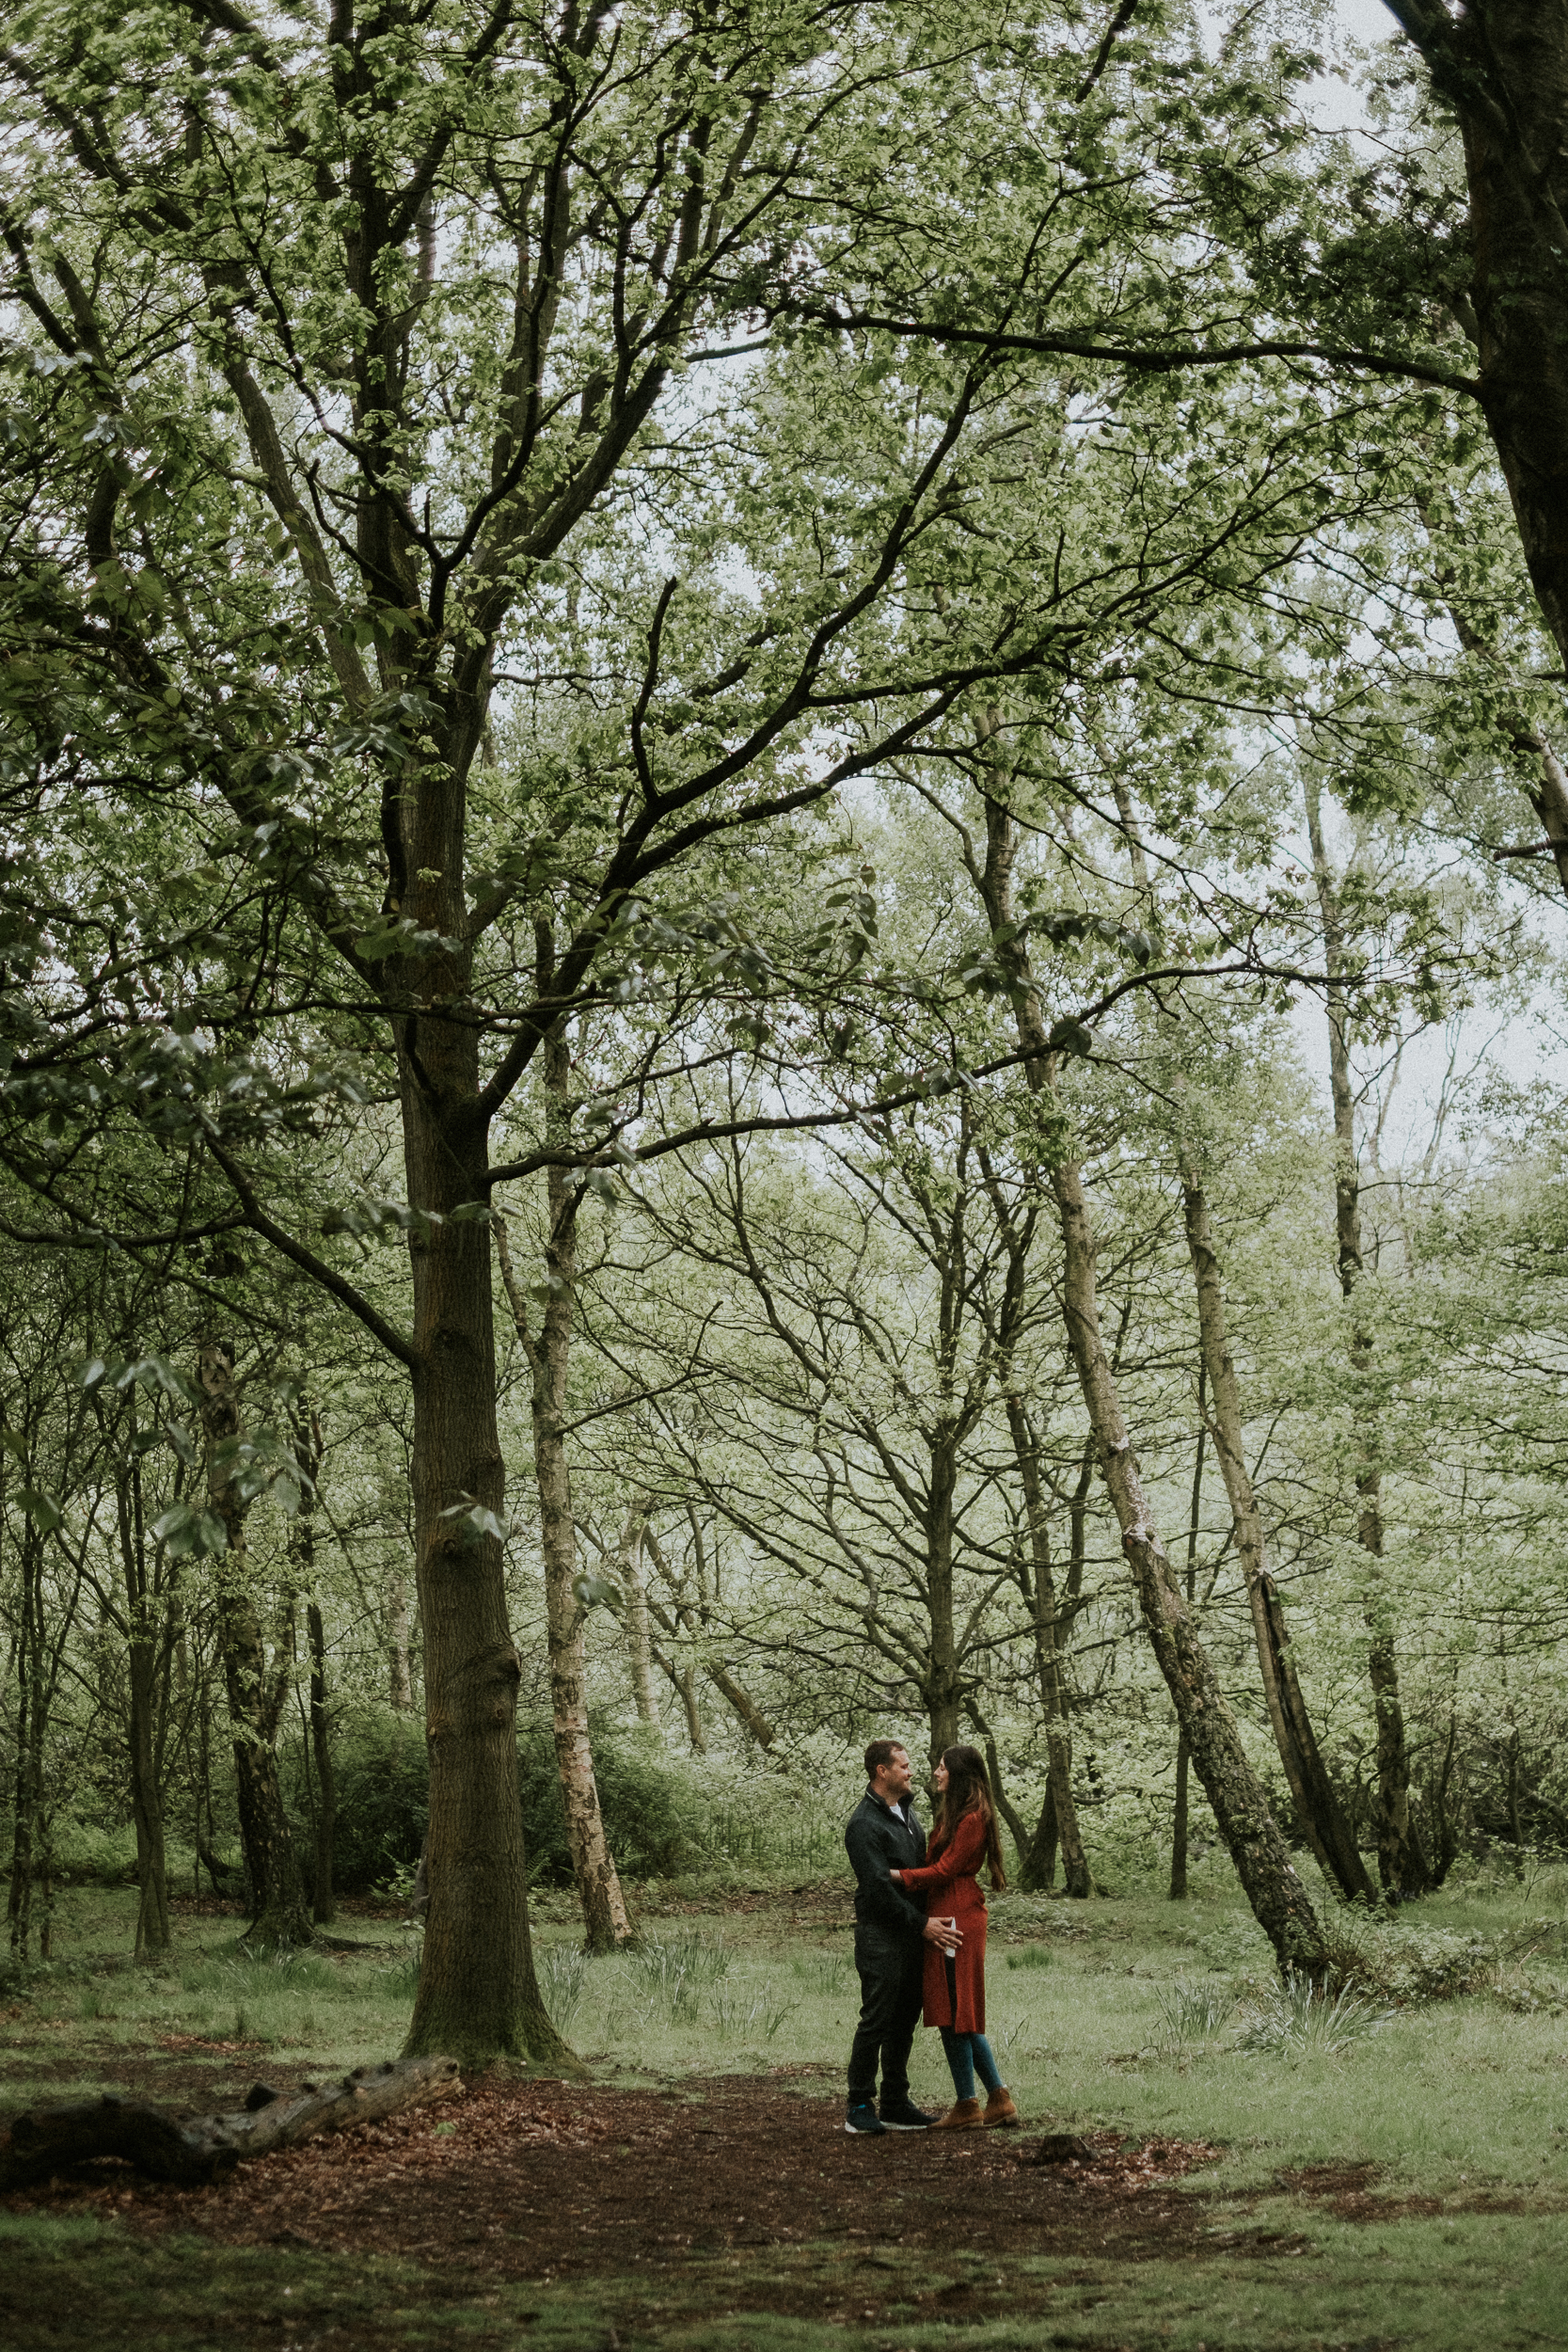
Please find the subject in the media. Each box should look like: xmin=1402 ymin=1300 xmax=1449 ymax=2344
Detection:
xmin=495 ymin=1000 xmax=630 ymax=1956
xmin=1305 ymin=775 xmax=1433 ymax=1899
xmin=197 ymin=1338 xmax=312 ymax=1950
xmin=974 ymin=785 xmax=1327 ymax=1976
xmin=1180 ymin=1170 xmax=1377 ymax=1905
xmin=1391 ymin=3 xmax=1568 ymax=894
xmin=397 ymin=1015 xmax=577 ymax=2067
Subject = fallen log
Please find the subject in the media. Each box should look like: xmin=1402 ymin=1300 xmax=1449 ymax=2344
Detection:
xmin=0 ymin=2055 xmax=460 ymax=2191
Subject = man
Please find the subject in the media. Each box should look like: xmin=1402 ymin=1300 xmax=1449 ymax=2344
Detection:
xmin=843 ymin=1737 xmax=962 ymax=2136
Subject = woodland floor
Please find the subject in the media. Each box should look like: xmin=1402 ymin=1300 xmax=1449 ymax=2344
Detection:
xmin=5 ymin=1875 xmax=1568 ymax=2348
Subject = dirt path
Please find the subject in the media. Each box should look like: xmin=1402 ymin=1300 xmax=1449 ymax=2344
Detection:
xmin=4 ymin=2073 xmax=1243 ymax=2287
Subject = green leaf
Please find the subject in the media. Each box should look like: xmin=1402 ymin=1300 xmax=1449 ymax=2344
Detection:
xmin=1049 ymin=1018 xmax=1097 ymax=1057
xmin=17 ymin=1484 xmax=63 ymax=1532
xmin=438 ymin=1500 xmax=507 ymax=1545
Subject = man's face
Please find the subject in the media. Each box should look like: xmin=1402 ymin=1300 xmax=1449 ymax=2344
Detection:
xmin=875 ymin=1747 xmax=913 ymax=1804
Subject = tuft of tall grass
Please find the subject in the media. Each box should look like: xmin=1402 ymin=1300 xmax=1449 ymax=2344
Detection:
xmin=710 ymin=1982 xmax=800 ymax=2040
xmin=541 ymin=1944 xmax=588 ymax=2031
xmin=1233 ymin=1973 xmax=1393 ymax=2058
xmin=1155 ymin=1977 xmax=1232 ymax=2048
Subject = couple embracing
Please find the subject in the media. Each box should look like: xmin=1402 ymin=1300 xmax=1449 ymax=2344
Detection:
xmin=843 ymin=1738 xmax=1020 ymax=2136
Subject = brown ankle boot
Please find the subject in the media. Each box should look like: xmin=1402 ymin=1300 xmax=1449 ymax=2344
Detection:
xmin=932 ymin=2097 xmax=983 ymax=2130
xmin=982 ymin=2087 xmax=1019 ymax=2128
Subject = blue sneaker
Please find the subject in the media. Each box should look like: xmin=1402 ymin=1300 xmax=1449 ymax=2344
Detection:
xmin=845 ymin=2102 xmax=888 ymax=2135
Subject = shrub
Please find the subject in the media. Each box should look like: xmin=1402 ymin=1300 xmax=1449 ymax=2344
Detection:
xmin=52 ymin=1819 xmax=137 ymax=1884
xmin=516 ymin=1715 xmax=717 ymax=1883
xmin=1323 ymin=1915 xmax=1493 ymax=2004
xmin=309 ymin=1708 xmax=430 ymax=1895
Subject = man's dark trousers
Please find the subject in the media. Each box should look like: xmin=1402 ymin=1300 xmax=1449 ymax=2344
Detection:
xmin=847 ymin=1931 xmax=925 ymax=2109
xmin=844 ymin=1788 xmax=928 ymax=2111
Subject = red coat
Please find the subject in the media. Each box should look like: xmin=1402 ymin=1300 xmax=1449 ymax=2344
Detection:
xmin=897 ymin=1807 xmax=990 ymax=2034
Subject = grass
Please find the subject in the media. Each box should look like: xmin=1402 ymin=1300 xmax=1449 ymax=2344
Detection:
xmin=8 ymin=1856 xmax=1568 ymax=2345
xmin=5 ymin=2204 xmax=1568 ymax=2352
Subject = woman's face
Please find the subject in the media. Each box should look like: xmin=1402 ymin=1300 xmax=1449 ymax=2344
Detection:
xmin=932 ymin=1757 xmax=949 ymax=1792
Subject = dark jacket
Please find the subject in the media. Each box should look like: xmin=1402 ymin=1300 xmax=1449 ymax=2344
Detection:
xmin=845 ymin=1789 xmax=927 ymax=1948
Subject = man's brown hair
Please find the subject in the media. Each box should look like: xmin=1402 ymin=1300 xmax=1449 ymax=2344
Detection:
xmin=863 ymin=1738 xmax=907 ymax=1780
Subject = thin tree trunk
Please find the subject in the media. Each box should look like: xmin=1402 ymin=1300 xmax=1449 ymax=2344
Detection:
xmin=197 ymin=1339 xmax=311 ymax=1949
xmin=617 ymin=1507 xmax=659 ymax=1727
xmin=925 ymin=1436 xmax=963 ymax=1762
xmin=1002 ymin=1395 xmax=1091 ymax=1896
xmin=641 ymin=1521 xmax=774 ymax=1752
xmin=287 ymin=1405 xmax=335 ymax=1927
xmin=1429 ymin=1707 xmax=1461 ymax=1885
xmin=306 ymin=1602 xmax=336 ymax=1925
xmin=495 ymin=998 xmax=631 ymax=1956
xmin=1055 ymin=1149 xmax=1327 ymax=1972
xmin=642 ymin=1619 xmax=708 ymax=1752
xmin=117 ymin=1440 xmax=172 ymax=1961
xmin=387 ymin=1570 xmax=413 ymax=1711
xmin=1305 ymin=774 xmax=1432 ymax=1899
xmin=1180 ymin=1170 xmax=1376 ymax=1905
xmin=1170 ymin=1380 xmax=1204 ymax=1903
xmin=673 ymin=1661 xmax=706 ymax=1754
xmin=8 ymin=1524 xmax=43 ymax=1961
xmin=971 ymin=1715 xmax=1030 ymax=1869
xmin=974 ymin=781 xmax=1327 ymax=1977
xmin=706 ymin=1659 xmax=775 ymax=1751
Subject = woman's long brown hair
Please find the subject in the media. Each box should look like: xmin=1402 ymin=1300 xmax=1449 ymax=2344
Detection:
xmin=933 ymin=1744 xmax=1006 ymax=1889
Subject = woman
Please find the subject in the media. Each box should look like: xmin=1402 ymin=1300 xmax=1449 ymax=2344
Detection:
xmin=890 ymin=1744 xmax=1019 ymax=2129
